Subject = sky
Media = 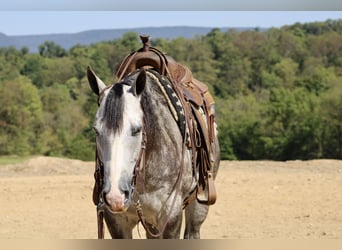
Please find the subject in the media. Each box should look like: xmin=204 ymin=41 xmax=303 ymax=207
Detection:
xmin=0 ymin=11 xmax=341 ymax=36
xmin=0 ymin=0 xmax=341 ymax=11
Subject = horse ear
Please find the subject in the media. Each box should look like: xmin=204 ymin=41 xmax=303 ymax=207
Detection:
xmin=133 ymin=69 xmax=146 ymax=96
xmin=87 ymin=66 xmax=106 ymax=96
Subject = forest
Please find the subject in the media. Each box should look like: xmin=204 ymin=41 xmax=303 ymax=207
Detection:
xmin=1 ymin=19 xmax=342 ymax=161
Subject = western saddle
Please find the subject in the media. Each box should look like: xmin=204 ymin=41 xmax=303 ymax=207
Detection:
xmin=93 ymin=35 xmax=217 ymax=209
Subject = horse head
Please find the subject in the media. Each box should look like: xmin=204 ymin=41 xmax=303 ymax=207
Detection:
xmin=87 ymin=66 xmax=146 ymax=213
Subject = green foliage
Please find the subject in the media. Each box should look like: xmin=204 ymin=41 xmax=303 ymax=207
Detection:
xmin=216 ymin=95 xmax=264 ymax=160
xmin=320 ymin=86 xmax=342 ymax=158
xmin=262 ymin=87 xmax=322 ymax=160
xmin=0 ymin=155 xmax=32 ymax=165
xmin=39 ymin=41 xmax=67 ymax=58
xmin=1 ymin=19 xmax=342 ymax=161
xmin=0 ymin=76 xmax=43 ymax=155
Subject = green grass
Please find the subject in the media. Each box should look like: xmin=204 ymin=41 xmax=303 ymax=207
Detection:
xmin=0 ymin=155 xmax=32 ymax=165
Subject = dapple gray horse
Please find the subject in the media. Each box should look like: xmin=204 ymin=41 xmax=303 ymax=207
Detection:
xmin=87 ymin=67 xmax=220 ymax=238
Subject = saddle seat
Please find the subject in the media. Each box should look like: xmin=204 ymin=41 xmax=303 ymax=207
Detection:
xmin=116 ymin=39 xmax=213 ymax=109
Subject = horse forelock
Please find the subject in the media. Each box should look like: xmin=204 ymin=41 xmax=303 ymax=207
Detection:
xmin=102 ymin=83 xmax=125 ymax=134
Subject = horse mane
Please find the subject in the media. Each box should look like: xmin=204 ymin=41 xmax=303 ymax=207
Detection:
xmin=144 ymin=70 xmax=186 ymax=138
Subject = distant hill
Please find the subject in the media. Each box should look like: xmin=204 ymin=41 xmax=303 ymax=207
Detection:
xmin=0 ymin=26 xmax=263 ymax=53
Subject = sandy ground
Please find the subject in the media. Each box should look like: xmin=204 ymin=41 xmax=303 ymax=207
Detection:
xmin=0 ymin=156 xmax=342 ymax=239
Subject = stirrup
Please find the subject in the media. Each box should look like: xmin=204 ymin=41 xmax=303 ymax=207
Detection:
xmin=196 ymin=171 xmax=217 ymax=205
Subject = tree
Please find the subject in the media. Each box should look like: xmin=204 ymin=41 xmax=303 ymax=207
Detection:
xmin=216 ymin=95 xmax=264 ymax=160
xmin=0 ymin=47 xmax=23 ymax=81
xmin=0 ymin=77 xmax=43 ymax=155
xmin=39 ymin=41 xmax=67 ymax=58
xmin=114 ymin=32 xmax=141 ymax=52
xmin=273 ymin=58 xmax=299 ymax=88
xmin=309 ymin=32 xmax=342 ymax=67
xmin=20 ymin=53 xmax=45 ymax=86
xmin=262 ymin=87 xmax=322 ymax=160
xmin=2 ymin=20 xmax=342 ymax=161
xmin=298 ymin=60 xmax=339 ymax=94
xmin=321 ymin=86 xmax=342 ymax=158
xmin=39 ymin=82 xmax=89 ymax=157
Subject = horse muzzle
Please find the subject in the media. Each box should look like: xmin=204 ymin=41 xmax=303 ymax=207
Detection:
xmin=103 ymin=189 xmax=132 ymax=213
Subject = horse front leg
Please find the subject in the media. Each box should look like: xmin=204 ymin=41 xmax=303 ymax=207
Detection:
xmin=184 ymin=201 xmax=209 ymax=239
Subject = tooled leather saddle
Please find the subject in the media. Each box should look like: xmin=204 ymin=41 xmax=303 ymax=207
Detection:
xmin=93 ymin=35 xmax=217 ymax=208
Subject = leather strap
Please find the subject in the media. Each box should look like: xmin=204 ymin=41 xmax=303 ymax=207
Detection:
xmin=97 ymin=204 xmax=105 ymax=239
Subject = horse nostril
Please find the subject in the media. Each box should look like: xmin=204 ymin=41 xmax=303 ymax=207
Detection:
xmin=102 ymin=191 xmax=110 ymax=206
xmin=123 ymin=190 xmax=130 ymax=203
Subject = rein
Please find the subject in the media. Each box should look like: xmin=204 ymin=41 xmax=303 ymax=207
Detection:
xmin=131 ymin=108 xmax=187 ymax=238
xmin=95 ymin=151 xmax=105 ymax=239
xmin=133 ymin=138 xmax=186 ymax=238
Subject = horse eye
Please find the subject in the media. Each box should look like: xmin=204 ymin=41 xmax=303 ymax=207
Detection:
xmin=131 ymin=125 xmax=142 ymax=136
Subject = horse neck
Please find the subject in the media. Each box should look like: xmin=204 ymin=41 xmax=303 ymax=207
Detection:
xmin=140 ymin=76 xmax=182 ymax=155
xmin=136 ymin=76 xmax=185 ymax=198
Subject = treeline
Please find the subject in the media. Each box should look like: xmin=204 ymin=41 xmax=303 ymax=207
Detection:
xmin=1 ymin=20 xmax=342 ymax=161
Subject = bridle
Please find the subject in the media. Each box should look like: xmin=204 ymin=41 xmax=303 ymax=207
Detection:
xmin=95 ymin=118 xmax=147 ymax=239
xmin=95 ymin=96 xmax=186 ymax=239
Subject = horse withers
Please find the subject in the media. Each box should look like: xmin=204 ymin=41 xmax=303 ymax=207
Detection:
xmin=87 ymin=64 xmax=220 ymax=238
